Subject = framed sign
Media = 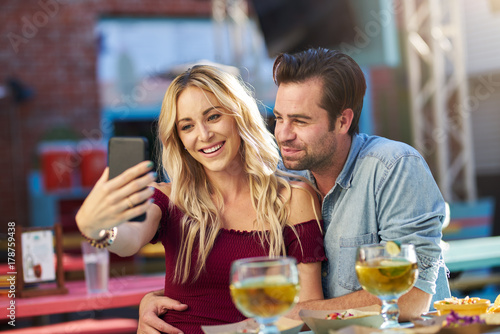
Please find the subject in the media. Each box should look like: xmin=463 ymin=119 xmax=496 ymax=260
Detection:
xmin=15 ymin=224 xmax=68 ymax=297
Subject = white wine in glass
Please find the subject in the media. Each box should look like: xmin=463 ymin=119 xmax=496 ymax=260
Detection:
xmin=355 ymin=243 xmax=418 ymax=329
xmin=230 ymin=257 xmax=300 ymax=334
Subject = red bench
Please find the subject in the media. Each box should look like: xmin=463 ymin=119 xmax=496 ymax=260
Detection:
xmin=1 ymin=318 xmax=138 ymax=334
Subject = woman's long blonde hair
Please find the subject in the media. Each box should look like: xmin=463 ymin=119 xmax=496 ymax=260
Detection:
xmin=158 ymin=65 xmax=298 ymax=283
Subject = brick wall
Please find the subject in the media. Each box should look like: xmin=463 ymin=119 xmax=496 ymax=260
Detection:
xmin=0 ymin=0 xmax=211 ymax=232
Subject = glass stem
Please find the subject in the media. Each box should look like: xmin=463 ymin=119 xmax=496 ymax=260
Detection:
xmin=258 ymin=323 xmax=280 ymax=334
xmin=256 ymin=317 xmax=280 ymax=334
xmin=380 ymin=299 xmax=400 ymax=329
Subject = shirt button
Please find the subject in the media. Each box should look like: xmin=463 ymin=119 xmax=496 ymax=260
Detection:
xmin=322 ymin=271 xmax=327 ymax=277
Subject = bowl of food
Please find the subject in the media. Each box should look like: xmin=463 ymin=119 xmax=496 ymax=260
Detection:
xmin=299 ymin=305 xmax=383 ymax=333
xmin=434 ymin=296 xmax=490 ymax=316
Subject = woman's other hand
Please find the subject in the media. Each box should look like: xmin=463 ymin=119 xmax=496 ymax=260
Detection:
xmin=138 ymin=289 xmax=188 ymax=334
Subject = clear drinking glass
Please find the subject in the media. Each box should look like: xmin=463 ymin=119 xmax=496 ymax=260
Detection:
xmin=230 ymin=257 xmax=300 ymax=334
xmin=81 ymin=241 xmax=109 ymax=294
xmin=355 ymin=243 xmax=418 ymax=329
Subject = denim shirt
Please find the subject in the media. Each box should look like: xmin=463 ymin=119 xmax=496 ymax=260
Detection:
xmin=284 ymin=133 xmax=451 ymax=308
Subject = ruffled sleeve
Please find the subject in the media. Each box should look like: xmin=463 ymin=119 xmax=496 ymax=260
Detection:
xmin=284 ymin=220 xmax=327 ymax=264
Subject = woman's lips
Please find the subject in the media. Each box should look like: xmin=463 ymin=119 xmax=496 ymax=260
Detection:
xmin=200 ymin=142 xmax=224 ymax=154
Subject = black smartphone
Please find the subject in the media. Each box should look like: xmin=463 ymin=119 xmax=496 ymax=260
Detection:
xmin=108 ymin=136 xmax=151 ymax=221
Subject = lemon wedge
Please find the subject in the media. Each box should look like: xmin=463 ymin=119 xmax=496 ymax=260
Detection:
xmin=378 ymin=259 xmax=411 ymax=278
xmin=385 ymin=241 xmax=401 ymax=256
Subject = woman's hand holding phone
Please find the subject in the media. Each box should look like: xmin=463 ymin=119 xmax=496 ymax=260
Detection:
xmin=75 ymin=160 xmax=157 ymax=240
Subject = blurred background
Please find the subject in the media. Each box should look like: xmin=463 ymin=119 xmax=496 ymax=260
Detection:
xmin=1 ymin=0 xmax=500 ymax=328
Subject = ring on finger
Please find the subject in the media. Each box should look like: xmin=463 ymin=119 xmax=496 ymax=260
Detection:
xmin=126 ymin=197 xmax=134 ymax=209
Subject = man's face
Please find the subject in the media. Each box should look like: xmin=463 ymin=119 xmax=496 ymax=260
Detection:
xmin=274 ymin=78 xmax=339 ymax=173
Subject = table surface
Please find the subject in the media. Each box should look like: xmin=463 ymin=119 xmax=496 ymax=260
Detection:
xmin=0 ymin=274 xmax=164 ymax=319
xmin=299 ymin=329 xmax=500 ymax=334
xmin=3 ymin=272 xmax=500 ymax=333
xmin=3 ymin=236 xmax=499 ymax=323
xmin=443 ymin=235 xmax=500 ymax=272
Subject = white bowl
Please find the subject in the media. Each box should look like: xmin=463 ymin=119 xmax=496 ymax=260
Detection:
xmin=299 ymin=305 xmax=383 ymax=334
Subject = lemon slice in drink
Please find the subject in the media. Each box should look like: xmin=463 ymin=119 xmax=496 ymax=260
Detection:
xmin=385 ymin=241 xmax=401 ymax=256
xmin=378 ymin=259 xmax=411 ymax=278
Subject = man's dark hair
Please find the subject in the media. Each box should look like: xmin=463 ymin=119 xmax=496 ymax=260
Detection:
xmin=273 ymin=48 xmax=366 ymax=135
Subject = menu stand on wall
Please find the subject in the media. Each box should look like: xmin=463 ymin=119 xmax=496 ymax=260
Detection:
xmin=15 ymin=224 xmax=68 ymax=297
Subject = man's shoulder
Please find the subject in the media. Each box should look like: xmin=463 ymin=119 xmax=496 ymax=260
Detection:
xmin=357 ymin=134 xmax=423 ymax=168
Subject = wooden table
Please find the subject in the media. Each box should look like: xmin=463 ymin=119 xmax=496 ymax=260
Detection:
xmin=0 ymin=274 xmax=164 ymax=319
xmin=443 ymin=236 xmax=500 ymax=272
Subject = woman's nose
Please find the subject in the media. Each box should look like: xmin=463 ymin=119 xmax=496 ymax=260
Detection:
xmin=198 ymin=124 xmax=213 ymax=141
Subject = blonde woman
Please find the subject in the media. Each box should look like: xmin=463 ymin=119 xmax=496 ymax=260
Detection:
xmin=76 ymin=65 xmax=325 ymax=334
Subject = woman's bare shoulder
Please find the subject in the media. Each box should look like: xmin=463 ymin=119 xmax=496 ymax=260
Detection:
xmin=288 ymin=181 xmax=322 ymax=224
xmin=277 ymin=180 xmax=316 ymax=200
xmin=153 ymin=182 xmax=172 ymax=197
xmin=289 ymin=180 xmax=318 ymax=196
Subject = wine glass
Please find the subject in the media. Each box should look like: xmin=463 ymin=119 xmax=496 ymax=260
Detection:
xmin=230 ymin=256 xmax=300 ymax=334
xmin=355 ymin=243 xmax=418 ymax=329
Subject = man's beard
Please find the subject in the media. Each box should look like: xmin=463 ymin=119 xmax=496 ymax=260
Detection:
xmin=282 ymin=153 xmax=316 ymax=171
xmin=280 ymin=137 xmax=337 ymax=172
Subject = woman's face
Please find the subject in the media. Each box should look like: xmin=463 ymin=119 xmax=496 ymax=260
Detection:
xmin=176 ymin=86 xmax=243 ymax=176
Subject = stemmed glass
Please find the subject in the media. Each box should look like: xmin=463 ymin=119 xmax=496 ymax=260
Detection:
xmin=355 ymin=243 xmax=418 ymax=329
xmin=230 ymin=256 xmax=300 ymax=334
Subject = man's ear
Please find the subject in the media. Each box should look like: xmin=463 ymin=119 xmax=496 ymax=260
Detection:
xmin=337 ymin=108 xmax=354 ymax=134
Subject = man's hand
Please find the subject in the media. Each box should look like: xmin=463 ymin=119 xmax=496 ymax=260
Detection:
xmin=285 ymin=287 xmax=431 ymax=323
xmin=138 ymin=289 xmax=188 ymax=334
xmin=284 ymin=303 xmax=302 ymax=321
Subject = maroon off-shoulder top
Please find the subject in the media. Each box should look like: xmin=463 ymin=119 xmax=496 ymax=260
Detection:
xmin=151 ymin=189 xmax=326 ymax=334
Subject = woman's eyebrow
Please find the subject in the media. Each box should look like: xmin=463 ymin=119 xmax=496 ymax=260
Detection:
xmin=177 ymin=106 xmax=223 ymax=123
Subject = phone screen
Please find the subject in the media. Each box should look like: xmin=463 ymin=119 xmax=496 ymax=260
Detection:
xmin=108 ymin=136 xmax=150 ymax=221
